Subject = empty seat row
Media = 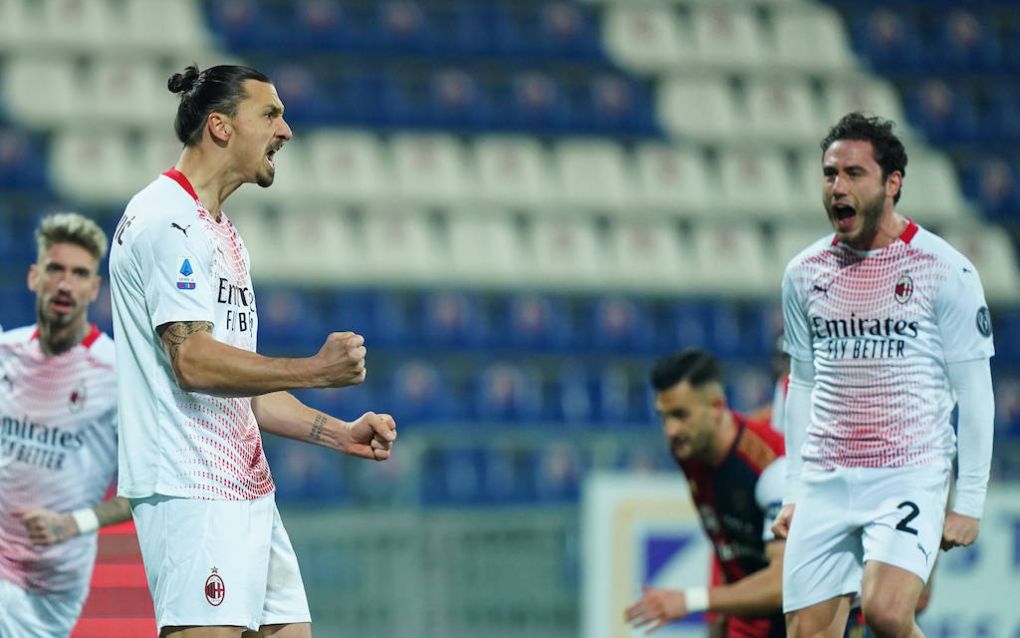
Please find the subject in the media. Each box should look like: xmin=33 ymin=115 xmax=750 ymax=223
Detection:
xmin=603 ymin=4 xmax=854 ymax=75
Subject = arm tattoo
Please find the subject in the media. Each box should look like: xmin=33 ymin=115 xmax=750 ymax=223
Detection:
xmin=310 ymin=414 xmax=327 ymax=442
xmin=156 ymin=321 xmax=213 ymax=378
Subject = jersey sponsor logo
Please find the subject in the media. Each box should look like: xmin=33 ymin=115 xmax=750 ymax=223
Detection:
xmin=1 ymin=414 xmax=85 ymax=470
xmin=812 ymin=314 xmax=920 ymax=360
xmin=69 ymin=382 xmax=86 ymax=413
xmin=894 ymin=274 xmax=914 ymax=304
xmin=205 ymin=567 xmax=225 ymax=606
xmin=177 ymin=258 xmax=197 ymax=290
xmin=976 ymin=306 xmax=992 ymax=338
xmin=217 ymin=278 xmax=256 ymax=333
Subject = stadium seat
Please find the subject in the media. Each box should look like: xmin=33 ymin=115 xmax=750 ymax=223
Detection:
xmin=772 ymin=6 xmax=855 ymax=72
xmin=982 ymin=85 xmax=1020 ymax=146
xmin=49 ymin=132 xmax=136 ymax=205
xmin=506 ymin=71 xmax=572 ymax=133
xmin=389 ymin=133 xmax=471 ymax=206
xmin=690 ymin=5 xmax=769 ymax=70
xmin=420 ymin=290 xmax=488 ymax=349
xmin=388 ymin=359 xmax=458 ymax=423
xmin=601 ymin=4 xmax=692 ymax=74
xmin=896 ymin=150 xmax=973 ymax=224
xmin=593 ymin=365 xmax=649 ymax=427
xmin=82 ymin=59 xmax=170 ymax=129
xmin=821 ymin=78 xmax=907 ymax=133
xmin=256 ymin=287 xmax=326 ymax=353
xmin=631 ymin=143 xmax=713 ymax=216
xmin=552 ymin=139 xmax=631 ymax=212
xmin=535 ymin=2 xmax=602 ymax=61
xmin=0 ymin=55 xmax=77 ymax=127
xmin=305 ymin=130 xmax=391 ymax=205
xmin=604 ymin=218 xmax=694 ymax=293
xmin=688 ymin=223 xmax=771 ymax=296
xmin=496 ymin=293 xmax=575 ymax=353
xmin=905 ymin=80 xmax=979 ymax=145
xmin=204 ymin=0 xmax=281 ymax=53
xmin=0 ymin=128 xmax=49 ymax=191
xmin=551 ymin=363 xmax=598 ymax=425
xmin=525 ymin=217 xmax=605 ymax=290
xmin=0 ymin=0 xmax=35 ymax=51
xmin=940 ymin=225 xmax=1020 ymax=303
xmin=583 ymin=73 xmax=658 ymax=136
xmin=266 ymin=64 xmax=336 ymax=125
xmin=374 ymin=0 xmax=436 ymax=55
xmin=585 ymin=296 xmax=658 ymax=354
xmin=471 ymin=135 xmax=555 ymax=209
xmin=426 ymin=69 xmax=494 ymax=131
xmin=962 ymin=157 xmax=1018 ymax=221
xmin=230 ymin=207 xmax=288 ymax=282
xmin=532 ymin=441 xmax=586 ymax=501
xmin=122 ymin=0 xmax=207 ymax=53
xmin=472 ymin=361 xmax=544 ymax=423
xmin=445 ymin=211 xmax=529 ymax=288
xmin=850 ymin=8 xmax=924 ymax=72
xmin=285 ymin=0 xmax=360 ymax=53
xmin=789 ymin=149 xmax=826 ymax=216
xmin=138 ymin=133 xmax=184 ymax=182
xmin=744 ymin=77 xmax=822 ymax=144
xmin=717 ymin=150 xmax=795 ymax=219
xmin=930 ymin=10 xmax=1003 ymax=73
xmin=272 ymin=206 xmax=367 ymax=285
xmin=771 ymin=223 xmax=832 ymax=279
xmin=656 ymin=77 xmax=740 ymax=142
xmin=361 ymin=207 xmax=447 ymax=285
xmin=38 ymin=0 xmax=115 ymax=51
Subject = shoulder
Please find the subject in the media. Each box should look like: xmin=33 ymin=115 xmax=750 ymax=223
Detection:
xmin=0 ymin=325 xmax=36 ymax=347
xmin=733 ymin=414 xmax=785 ymax=472
xmin=124 ymin=176 xmax=205 ymax=238
xmin=784 ymin=235 xmax=835 ymax=279
xmin=88 ymin=333 xmax=116 ymax=368
xmin=908 ymin=225 xmax=975 ymax=270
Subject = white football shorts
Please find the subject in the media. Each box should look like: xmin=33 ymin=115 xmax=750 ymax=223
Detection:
xmin=782 ymin=463 xmax=950 ymax=613
xmin=131 ymin=493 xmax=311 ymax=631
xmin=0 ymin=577 xmax=86 ymax=638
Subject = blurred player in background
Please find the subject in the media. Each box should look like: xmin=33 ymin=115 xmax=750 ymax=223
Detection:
xmin=626 ymin=348 xmax=787 ymax=637
xmin=109 ymin=64 xmax=397 ymax=638
xmin=0 ymin=213 xmax=131 ymax=637
xmin=773 ymin=112 xmax=995 ymax=637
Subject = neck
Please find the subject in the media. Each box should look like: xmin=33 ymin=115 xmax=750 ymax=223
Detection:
xmin=710 ymin=409 xmax=738 ymax=465
xmin=175 ymin=147 xmax=244 ymax=220
xmin=38 ymin=318 xmax=90 ymax=357
xmin=849 ymin=209 xmax=908 ymax=251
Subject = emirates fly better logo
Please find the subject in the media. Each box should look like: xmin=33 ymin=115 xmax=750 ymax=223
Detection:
xmin=205 ymin=567 xmax=225 ymax=606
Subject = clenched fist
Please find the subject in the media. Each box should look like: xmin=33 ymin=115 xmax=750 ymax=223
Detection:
xmin=343 ymin=412 xmax=397 ymax=461
xmin=12 ymin=508 xmax=77 ymax=546
xmin=315 ymin=332 xmax=367 ymax=388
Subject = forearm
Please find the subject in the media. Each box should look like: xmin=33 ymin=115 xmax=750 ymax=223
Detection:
xmin=948 ymin=358 xmax=995 ymax=518
xmin=93 ymin=496 xmax=132 ymax=528
xmin=166 ymin=328 xmax=318 ymax=397
xmin=252 ymin=391 xmax=344 ymax=451
xmin=783 ymin=358 xmax=813 ymax=505
xmin=708 ymin=562 xmax=783 ymax=616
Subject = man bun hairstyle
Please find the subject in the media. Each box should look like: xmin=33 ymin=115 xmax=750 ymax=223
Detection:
xmin=36 ymin=212 xmax=108 ymax=263
xmin=169 ymin=64 xmax=272 ymax=147
xmin=650 ymin=348 xmax=723 ymax=392
xmin=821 ymin=112 xmax=908 ymax=204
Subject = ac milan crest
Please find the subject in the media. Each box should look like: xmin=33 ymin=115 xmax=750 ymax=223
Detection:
xmin=205 ymin=567 xmax=225 ymax=606
xmin=69 ymin=382 xmax=86 ymax=413
xmin=894 ymin=274 xmax=913 ymax=304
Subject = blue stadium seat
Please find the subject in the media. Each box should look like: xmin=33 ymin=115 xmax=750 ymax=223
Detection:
xmin=426 ymin=69 xmax=495 ymax=131
xmin=930 ymin=10 xmax=1003 ymax=72
xmin=534 ymin=2 xmax=602 ymax=61
xmin=850 ymin=9 xmax=924 ymax=72
xmin=472 ymin=361 xmax=543 ymax=423
xmin=267 ymin=64 xmax=336 ymax=124
xmin=905 ymin=80 xmax=979 ymax=144
xmin=269 ymin=439 xmax=349 ymax=504
xmin=420 ymin=446 xmax=485 ymax=505
xmin=575 ymin=74 xmax=657 ymax=136
xmin=256 ymin=287 xmax=326 ymax=353
xmin=374 ymin=1 xmax=436 ymax=54
xmin=983 ymin=85 xmax=1020 ymax=145
xmin=665 ymin=301 xmax=713 ymax=353
xmin=420 ymin=290 xmax=487 ymax=349
xmin=505 ymin=71 xmax=572 ymax=133
xmin=595 ymin=364 xmax=654 ymax=427
xmin=387 ymin=359 xmax=459 ymax=424
xmin=586 ymin=296 xmax=657 ymax=354
xmin=0 ymin=129 xmax=48 ymax=191
xmin=205 ymin=0 xmax=283 ymax=52
xmin=549 ymin=363 xmax=597 ymax=426
xmin=481 ymin=446 xmax=537 ymax=504
xmin=532 ymin=441 xmax=587 ymax=502
xmin=288 ymin=0 xmax=361 ymax=53
xmin=497 ymin=293 xmax=575 ymax=352
xmin=0 ymin=285 xmax=35 ymax=329
xmin=962 ymin=157 xmax=1018 ymax=222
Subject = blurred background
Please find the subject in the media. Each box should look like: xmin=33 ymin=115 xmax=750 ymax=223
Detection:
xmin=1 ymin=0 xmax=1019 ymax=636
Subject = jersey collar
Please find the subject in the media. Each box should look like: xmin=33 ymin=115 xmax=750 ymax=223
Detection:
xmin=30 ymin=324 xmax=101 ymax=349
xmin=830 ymin=217 xmax=919 ymax=247
xmin=163 ymin=167 xmax=200 ymax=203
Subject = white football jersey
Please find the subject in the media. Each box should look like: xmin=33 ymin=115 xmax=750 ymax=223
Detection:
xmin=783 ymin=220 xmax=995 ymax=469
xmin=110 ymin=169 xmax=274 ymax=501
xmin=0 ymin=325 xmax=118 ymax=594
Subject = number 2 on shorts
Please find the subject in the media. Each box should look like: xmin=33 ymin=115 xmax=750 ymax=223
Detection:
xmin=895 ymin=501 xmax=920 ymax=535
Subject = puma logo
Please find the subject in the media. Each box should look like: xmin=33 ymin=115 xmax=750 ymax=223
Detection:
xmin=916 ymin=542 xmax=931 ymax=564
xmin=171 ymin=223 xmax=191 ymax=237
xmin=812 ymin=284 xmax=829 ymax=296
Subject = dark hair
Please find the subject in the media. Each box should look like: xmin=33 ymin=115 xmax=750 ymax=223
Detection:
xmin=821 ymin=112 xmax=908 ymax=203
xmin=650 ymin=348 xmax=723 ymax=392
xmin=168 ymin=64 xmax=272 ymax=146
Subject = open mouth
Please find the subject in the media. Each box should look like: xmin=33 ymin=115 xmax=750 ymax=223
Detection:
xmin=832 ymin=203 xmax=857 ymax=231
xmin=49 ymin=297 xmax=75 ymax=313
xmin=266 ymin=145 xmax=281 ymax=171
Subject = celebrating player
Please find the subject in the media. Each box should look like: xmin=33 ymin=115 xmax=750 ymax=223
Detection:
xmin=109 ymin=64 xmax=397 ymax=638
xmin=0 ymin=213 xmax=132 ymax=638
xmin=626 ymin=349 xmax=787 ymax=636
xmin=772 ymin=113 xmax=995 ymax=637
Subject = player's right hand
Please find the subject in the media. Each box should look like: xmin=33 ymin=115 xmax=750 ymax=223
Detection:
xmin=315 ymin=332 xmax=367 ymax=387
xmin=771 ymin=504 xmax=796 ymax=540
xmin=12 ymin=508 xmax=77 ymax=546
xmin=625 ymin=586 xmax=688 ymax=633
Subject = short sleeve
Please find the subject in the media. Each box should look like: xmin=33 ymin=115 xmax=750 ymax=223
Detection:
xmin=139 ymin=221 xmax=217 ymax=330
xmin=782 ymin=267 xmax=812 ymax=361
xmin=755 ymin=456 xmax=786 ymax=543
xmin=937 ymin=259 xmax=995 ymax=363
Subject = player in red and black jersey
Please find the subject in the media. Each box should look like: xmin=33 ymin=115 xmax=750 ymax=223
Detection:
xmin=626 ymin=348 xmax=787 ymax=637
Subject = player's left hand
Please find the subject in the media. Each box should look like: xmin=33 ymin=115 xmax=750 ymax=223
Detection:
xmin=941 ymin=512 xmax=980 ymax=551
xmin=625 ymin=586 xmax=688 ymax=633
xmin=12 ymin=508 xmax=78 ymax=546
xmin=342 ymin=412 xmax=397 ymax=461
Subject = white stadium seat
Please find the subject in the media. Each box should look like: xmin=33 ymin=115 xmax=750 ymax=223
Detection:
xmin=445 ymin=211 xmax=530 ymax=287
xmin=525 ymin=217 xmax=605 ymax=290
xmin=123 ymin=0 xmax=207 ymax=53
xmin=691 ymin=5 xmax=769 ymax=70
xmin=689 ymin=223 xmax=771 ymax=296
xmin=274 ymin=206 xmax=368 ymax=284
xmin=82 ymin=58 xmax=172 ymax=128
xmin=940 ymin=225 xmax=1020 ymax=303
xmin=305 ymin=131 xmax=392 ymax=205
xmin=50 ymin=131 xmax=137 ymax=204
xmin=718 ymin=150 xmax=794 ymax=219
xmin=631 ymin=143 xmax=713 ymax=216
xmin=390 ymin=133 xmax=471 ymax=206
xmin=472 ymin=136 xmax=555 ymax=209
xmin=773 ymin=7 xmax=856 ymax=72
xmin=745 ymin=78 xmax=823 ymax=144
xmin=604 ymin=219 xmax=697 ymax=293
xmin=897 ymin=151 xmax=973 ymax=224
xmin=601 ymin=5 xmax=693 ymax=74
xmin=0 ymin=0 xmax=37 ymax=52
xmin=39 ymin=0 xmax=115 ymax=51
xmin=657 ymin=77 xmax=740 ymax=142
xmin=361 ymin=208 xmax=447 ymax=285
xmin=553 ymin=139 xmax=632 ymax=212
xmin=0 ymin=56 xmax=77 ymax=127
xmin=822 ymin=79 xmax=907 ymax=129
